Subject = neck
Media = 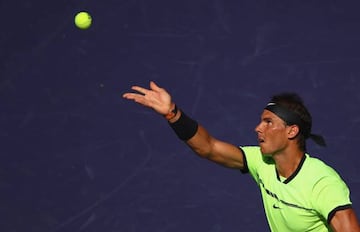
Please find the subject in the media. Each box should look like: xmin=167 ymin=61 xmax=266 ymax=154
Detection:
xmin=273 ymin=148 xmax=304 ymax=178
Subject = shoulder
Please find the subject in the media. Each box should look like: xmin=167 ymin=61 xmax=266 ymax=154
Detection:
xmin=240 ymin=146 xmax=266 ymax=165
xmin=240 ymin=146 xmax=273 ymax=164
xmin=297 ymin=155 xmax=350 ymax=199
xmin=240 ymin=145 xmax=261 ymax=154
xmin=240 ymin=146 xmax=274 ymax=178
xmin=304 ymin=155 xmax=351 ymax=210
xmin=304 ymin=155 xmax=342 ymax=180
xmin=302 ymin=155 xmax=349 ymax=192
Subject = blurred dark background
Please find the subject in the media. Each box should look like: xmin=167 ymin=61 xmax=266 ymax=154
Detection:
xmin=1 ymin=1 xmax=360 ymax=231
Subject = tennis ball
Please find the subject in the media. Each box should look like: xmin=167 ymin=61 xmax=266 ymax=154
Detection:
xmin=74 ymin=12 xmax=92 ymax=30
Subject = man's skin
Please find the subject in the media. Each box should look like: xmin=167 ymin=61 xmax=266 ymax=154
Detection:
xmin=123 ymin=81 xmax=360 ymax=231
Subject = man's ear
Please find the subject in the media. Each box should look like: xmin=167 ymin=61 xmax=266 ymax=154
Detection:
xmin=287 ymin=125 xmax=300 ymax=139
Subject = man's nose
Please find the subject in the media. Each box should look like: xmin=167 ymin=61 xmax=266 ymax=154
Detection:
xmin=255 ymin=123 xmax=261 ymax=133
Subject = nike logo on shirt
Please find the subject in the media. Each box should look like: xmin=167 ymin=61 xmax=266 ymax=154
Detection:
xmin=273 ymin=204 xmax=282 ymax=209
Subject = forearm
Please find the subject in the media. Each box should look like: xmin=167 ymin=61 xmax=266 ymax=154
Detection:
xmin=186 ymin=124 xmax=214 ymax=158
xmin=168 ymin=107 xmax=245 ymax=169
xmin=167 ymin=106 xmax=215 ymax=157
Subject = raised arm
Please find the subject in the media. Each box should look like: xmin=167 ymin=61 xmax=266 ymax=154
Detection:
xmin=123 ymin=81 xmax=245 ymax=169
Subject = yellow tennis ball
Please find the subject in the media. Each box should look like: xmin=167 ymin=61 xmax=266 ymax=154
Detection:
xmin=74 ymin=12 xmax=92 ymax=30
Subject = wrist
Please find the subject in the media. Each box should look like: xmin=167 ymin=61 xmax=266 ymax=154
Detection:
xmin=164 ymin=103 xmax=178 ymax=120
xmin=168 ymin=109 xmax=198 ymax=141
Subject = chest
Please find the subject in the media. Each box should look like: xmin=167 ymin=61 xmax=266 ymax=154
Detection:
xmin=257 ymin=169 xmax=328 ymax=231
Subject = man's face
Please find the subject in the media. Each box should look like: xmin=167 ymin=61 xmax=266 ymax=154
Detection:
xmin=255 ymin=110 xmax=290 ymax=155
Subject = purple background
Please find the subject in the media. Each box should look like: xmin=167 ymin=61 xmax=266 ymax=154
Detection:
xmin=1 ymin=1 xmax=360 ymax=231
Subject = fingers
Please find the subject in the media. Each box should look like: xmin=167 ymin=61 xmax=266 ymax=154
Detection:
xmin=149 ymin=81 xmax=161 ymax=91
xmin=122 ymin=92 xmax=137 ymax=99
xmin=122 ymin=92 xmax=149 ymax=106
xmin=125 ymin=81 xmax=160 ymax=95
xmin=123 ymin=82 xmax=171 ymax=115
xmin=122 ymin=82 xmax=150 ymax=104
xmin=122 ymin=84 xmax=153 ymax=106
xmin=131 ymin=85 xmax=149 ymax=95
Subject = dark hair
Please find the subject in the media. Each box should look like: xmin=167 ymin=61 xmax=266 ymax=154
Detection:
xmin=270 ymin=93 xmax=312 ymax=151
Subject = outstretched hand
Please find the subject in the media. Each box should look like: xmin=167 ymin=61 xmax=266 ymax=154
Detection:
xmin=123 ymin=81 xmax=173 ymax=116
